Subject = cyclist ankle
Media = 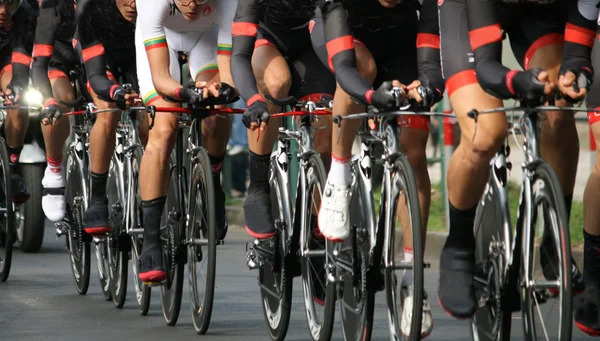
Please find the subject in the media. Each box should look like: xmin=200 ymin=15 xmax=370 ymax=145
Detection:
xmin=584 ymin=231 xmax=600 ymax=288
xmin=248 ymin=151 xmax=270 ymax=191
xmin=7 ymin=145 xmax=22 ymax=173
xmin=445 ymin=202 xmax=477 ymax=251
xmin=90 ymin=172 xmax=108 ymax=202
xmin=208 ymin=152 xmax=225 ymax=177
xmin=141 ymin=196 xmax=166 ymax=244
xmin=329 ymin=153 xmax=351 ymax=185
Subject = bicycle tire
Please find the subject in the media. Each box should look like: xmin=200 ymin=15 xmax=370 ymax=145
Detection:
xmin=65 ymin=149 xmax=91 ymax=295
xmin=0 ymin=139 xmax=13 ymax=282
xmin=340 ymin=161 xmax=376 ymax=341
xmin=258 ymin=156 xmax=294 ymax=341
xmin=96 ymin=239 xmax=112 ymax=301
xmin=129 ymin=147 xmax=151 ymax=315
xmin=384 ymin=155 xmax=424 ymax=341
xmin=188 ymin=148 xmax=217 ymax=334
xmin=471 ymin=155 xmax=512 ymax=341
xmin=107 ymin=156 xmax=128 ymax=308
xmin=520 ymin=161 xmax=572 ymax=341
xmin=161 ymin=165 xmax=184 ymax=326
xmin=300 ymin=153 xmax=336 ymax=341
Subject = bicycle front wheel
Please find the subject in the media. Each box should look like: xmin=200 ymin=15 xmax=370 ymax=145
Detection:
xmin=385 ymin=156 xmax=424 ymax=341
xmin=0 ymin=139 xmax=13 ymax=281
xmin=520 ymin=161 xmax=572 ymax=341
xmin=161 ymin=165 xmax=184 ymax=326
xmin=107 ymin=157 xmax=128 ymax=308
xmin=301 ymin=154 xmax=336 ymax=341
xmin=188 ymin=148 xmax=217 ymax=334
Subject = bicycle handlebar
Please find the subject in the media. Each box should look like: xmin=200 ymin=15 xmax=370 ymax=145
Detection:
xmin=466 ymin=105 xmax=599 ymax=122
xmin=265 ymin=94 xmax=297 ymax=107
xmin=59 ymin=96 xmax=85 ymax=108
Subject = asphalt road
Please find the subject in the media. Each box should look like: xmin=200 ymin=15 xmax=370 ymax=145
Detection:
xmin=0 ymin=221 xmax=592 ymax=341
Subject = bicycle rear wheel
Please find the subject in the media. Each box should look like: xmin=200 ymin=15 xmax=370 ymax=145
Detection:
xmin=340 ymin=163 xmax=375 ymax=341
xmin=161 ymin=165 xmax=184 ymax=326
xmin=107 ymin=157 xmax=128 ymax=308
xmin=520 ymin=161 xmax=572 ymax=341
xmin=258 ymin=156 xmax=293 ymax=341
xmin=300 ymin=154 xmax=336 ymax=341
xmin=188 ymin=148 xmax=217 ymax=334
xmin=0 ymin=140 xmax=13 ymax=282
xmin=384 ymin=156 xmax=424 ymax=341
xmin=471 ymin=156 xmax=512 ymax=341
xmin=129 ymin=147 xmax=151 ymax=315
xmin=65 ymin=150 xmax=91 ymax=295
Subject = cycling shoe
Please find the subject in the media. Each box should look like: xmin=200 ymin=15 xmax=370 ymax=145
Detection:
xmin=11 ymin=173 xmax=30 ymax=203
xmin=574 ymin=287 xmax=600 ymax=336
xmin=138 ymin=244 xmax=166 ymax=283
xmin=438 ymin=246 xmax=476 ymax=319
xmin=244 ymin=188 xmax=275 ymax=239
xmin=83 ymin=198 xmax=110 ymax=235
xmin=540 ymin=232 xmax=585 ymax=295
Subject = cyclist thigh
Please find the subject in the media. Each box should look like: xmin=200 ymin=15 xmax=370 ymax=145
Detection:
xmin=186 ymin=26 xmax=218 ymax=84
xmin=587 ymin=38 xmax=600 ymax=157
xmin=439 ymin=0 xmax=505 ymax=151
xmin=48 ymin=68 xmax=76 ymax=112
xmin=251 ymin=41 xmax=292 ymax=102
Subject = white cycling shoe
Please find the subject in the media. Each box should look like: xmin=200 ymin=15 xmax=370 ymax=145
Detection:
xmin=41 ymin=167 xmax=66 ymax=222
xmin=317 ymin=181 xmax=352 ymax=242
xmin=401 ymin=286 xmax=433 ymax=338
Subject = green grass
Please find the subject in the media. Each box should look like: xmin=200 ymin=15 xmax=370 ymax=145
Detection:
xmin=373 ymin=182 xmax=585 ymax=248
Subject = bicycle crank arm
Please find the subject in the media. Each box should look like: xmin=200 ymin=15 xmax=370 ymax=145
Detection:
xmin=55 ymin=222 xmax=67 ymax=237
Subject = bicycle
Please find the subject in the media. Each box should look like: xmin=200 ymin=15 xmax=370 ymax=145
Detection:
xmin=0 ymin=91 xmax=45 ymax=281
xmin=330 ymin=88 xmax=452 ymax=341
xmin=143 ymin=97 xmax=242 ymax=332
xmin=468 ymin=97 xmax=590 ymax=341
xmin=245 ymin=94 xmax=335 ymax=341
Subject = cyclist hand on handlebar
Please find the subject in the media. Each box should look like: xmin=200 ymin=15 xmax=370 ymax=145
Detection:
xmin=557 ymin=60 xmax=593 ymax=102
xmin=112 ymin=86 xmax=140 ymax=110
xmin=512 ymin=67 xmax=555 ymax=102
xmin=4 ymin=84 xmax=22 ymax=105
xmin=404 ymin=80 xmax=438 ymax=108
xmin=371 ymin=80 xmax=404 ymax=111
xmin=208 ymin=81 xmax=238 ymax=103
xmin=41 ymin=98 xmax=62 ymax=125
xmin=242 ymin=99 xmax=269 ymax=131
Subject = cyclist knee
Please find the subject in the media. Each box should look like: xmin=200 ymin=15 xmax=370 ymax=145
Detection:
xmin=147 ymin=125 xmax=177 ymax=161
xmin=466 ymin=130 xmax=506 ymax=166
xmin=543 ymin=112 xmax=576 ymax=138
xmin=262 ymin=69 xmax=291 ymax=98
xmin=94 ymin=112 xmax=119 ymax=134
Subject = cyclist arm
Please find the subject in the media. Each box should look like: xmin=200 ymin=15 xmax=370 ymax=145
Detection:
xmin=31 ymin=2 xmax=59 ymax=104
xmin=230 ymin=0 xmax=263 ymax=105
xmin=10 ymin=8 xmax=35 ymax=92
xmin=77 ymin=3 xmax=119 ymax=102
xmin=137 ymin=0 xmax=184 ymax=101
xmin=215 ymin=0 xmax=236 ymax=88
xmin=416 ymin=0 xmax=444 ymax=104
xmin=467 ymin=0 xmax=517 ymax=99
xmin=559 ymin=0 xmax=598 ymax=95
xmin=320 ymin=0 xmax=374 ymax=106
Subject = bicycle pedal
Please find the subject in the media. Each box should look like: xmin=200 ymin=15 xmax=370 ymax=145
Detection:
xmin=143 ymin=280 xmax=166 ymax=287
xmin=216 ymin=239 xmax=224 ymax=245
xmin=424 ymin=262 xmax=431 ymax=269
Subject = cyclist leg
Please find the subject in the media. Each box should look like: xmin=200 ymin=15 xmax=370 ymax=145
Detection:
xmin=310 ymin=18 xmax=377 ymax=241
xmin=188 ymin=28 xmax=232 ymax=240
xmin=136 ymin=29 xmax=182 ymax=283
xmin=242 ymin=36 xmax=290 ymax=239
xmin=438 ymin=0 xmax=506 ymax=319
xmin=1 ymin=65 xmax=31 ymax=203
xmin=83 ymin=71 xmax=121 ymax=235
xmin=573 ymin=38 xmax=600 ymax=336
xmin=507 ymin=4 xmax=584 ymax=292
xmin=40 ymin=68 xmax=75 ymax=222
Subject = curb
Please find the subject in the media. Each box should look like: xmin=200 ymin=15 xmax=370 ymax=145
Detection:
xmin=226 ymin=206 xmax=584 ymax=267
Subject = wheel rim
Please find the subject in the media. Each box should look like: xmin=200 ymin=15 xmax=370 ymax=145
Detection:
xmin=0 ymin=162 xmax=10 ymax=277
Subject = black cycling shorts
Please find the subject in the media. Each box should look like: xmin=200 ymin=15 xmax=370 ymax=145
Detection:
xmin=255 ymin=23 xmax=336 ymax=100
xmin=439 ymin=0 xmax=568 ymax=96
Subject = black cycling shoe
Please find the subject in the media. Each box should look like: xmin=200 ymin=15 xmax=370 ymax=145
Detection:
xmin=11 ymin=173 xmax=30 ymax=203
xmin=83 ymin=198 xmax=110 ymax=235
xmin=214 ymin=182 xmax=228 ymax=240
xmin=138 ymin=244 xmax=166 ymax=283
xmin=244 ymin=188 xmax=275 ymax=239
xmin=438 ymin=246 xmax=477 ymax=319
xmin=574 ymin=287 xmax=600 ymax=336
xmin=540 ymin=232 xmax=585 ymax=295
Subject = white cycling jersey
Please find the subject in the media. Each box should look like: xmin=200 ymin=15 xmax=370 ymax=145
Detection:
xmin=136 ymin=0 xmax=236 ymax=104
